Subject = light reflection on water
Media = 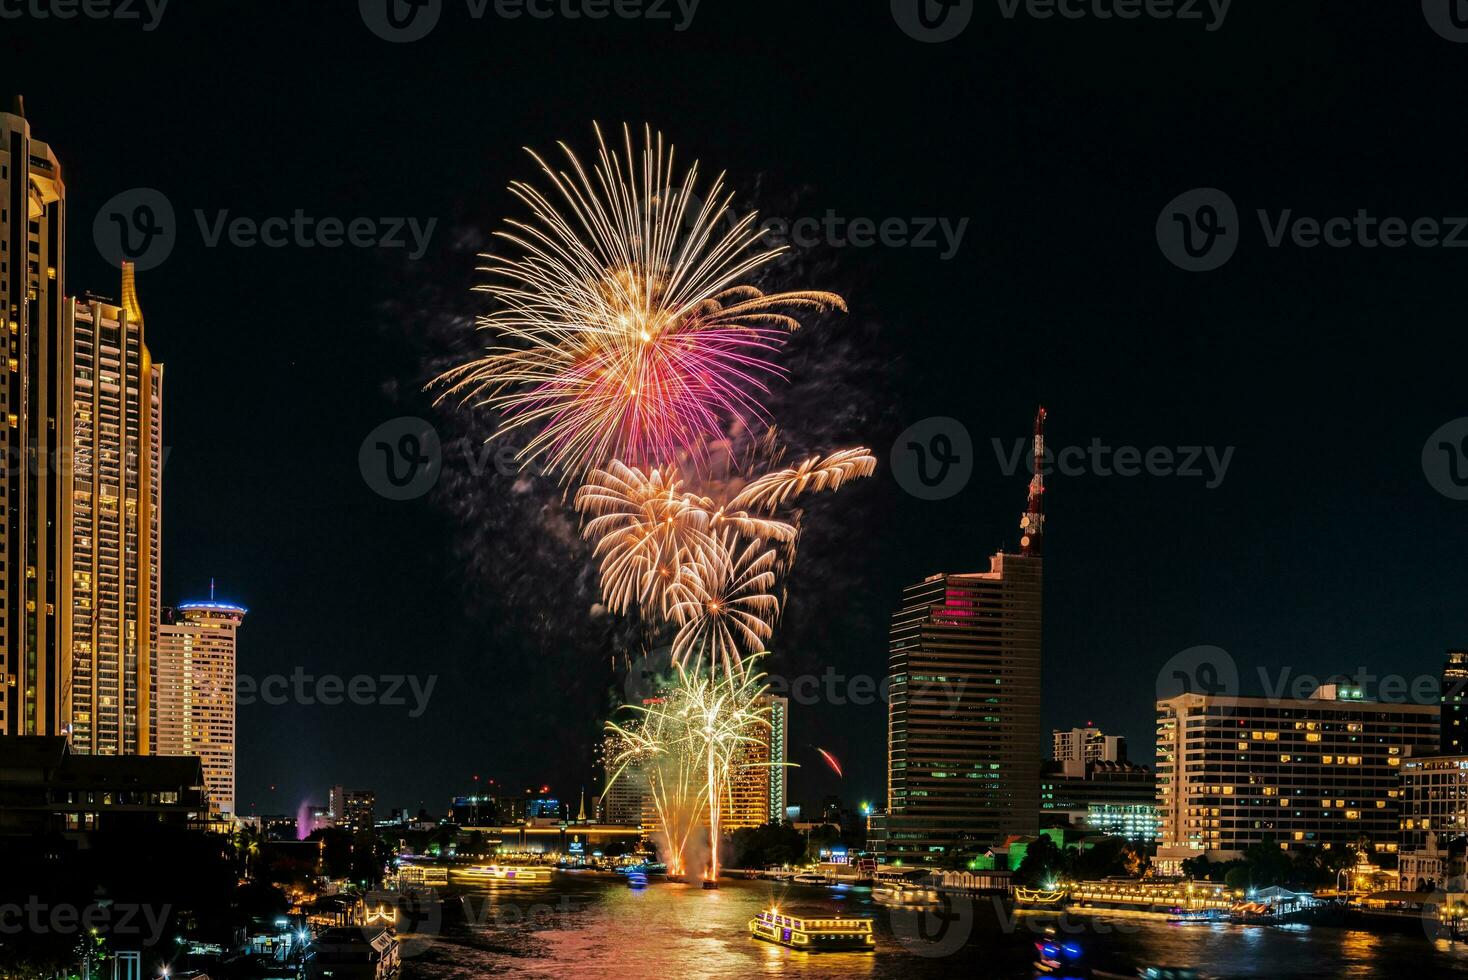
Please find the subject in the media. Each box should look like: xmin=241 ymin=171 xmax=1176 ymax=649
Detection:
xmin=399 ymin=875 xmax=1468 ymax=979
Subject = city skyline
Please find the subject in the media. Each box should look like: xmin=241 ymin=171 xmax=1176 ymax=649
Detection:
xmin=2 ymin=3 xmax=1466 ymax=826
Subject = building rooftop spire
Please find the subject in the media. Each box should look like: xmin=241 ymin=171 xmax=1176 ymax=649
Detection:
xmin=1020 ymin=406 xmax=1046 ymax=556
xmin=121 ymin=261 xmax=144 ymax=329
xmin=7 ymin=95 xmax=24 ymax=119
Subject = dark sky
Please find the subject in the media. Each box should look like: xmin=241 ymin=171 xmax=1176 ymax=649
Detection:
xmin=7 ymin=1 xmax=1468 ymax=819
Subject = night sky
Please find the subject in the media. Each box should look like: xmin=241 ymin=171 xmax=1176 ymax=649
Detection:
xmin=7 ymin=1 xmax=1468 ymax=819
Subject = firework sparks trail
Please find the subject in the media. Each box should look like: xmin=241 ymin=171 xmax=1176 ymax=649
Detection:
xmin=576 ymin=449 xmax=876 ymax=673
xmin=605 ymin=655 xmax=771 ymax=883
xmin=432 ymin=123 xmax=846 ymax=483
xmin=815 ymin=747 xmax=844 ymax=778
xmin=667 ymin=533 xmax=780 ymax=676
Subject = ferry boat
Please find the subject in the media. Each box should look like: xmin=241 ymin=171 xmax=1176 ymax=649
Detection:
xmin=453 ymin=864 xmax=549 ymax=882
xmin=872 ymin=881 xmax=940 ymax=904
xmin=748 ymin=909 xmax=875 ymax=952
xmin=1166 ymin=907 xmax=1224 ymax=925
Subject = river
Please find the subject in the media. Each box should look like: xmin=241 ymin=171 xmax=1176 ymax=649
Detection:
xmin=395 ymin=874 xmax=1468 ymax=978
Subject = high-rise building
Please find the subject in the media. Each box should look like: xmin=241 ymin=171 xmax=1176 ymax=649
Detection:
xmin=156 ymin=597 xmax=244 ymax=814
xmin=879 ymin=410 xmax=1045 ymax=865
xmin=68 ymin=265 xmax=163 ymax=756
xmin=0 ymin=98 xmax=71 ymax=742
xmin=1154 ymin=684 xmax=1439 ymax=871
xmin=328 ymin=786 xmax=376 ymax=833
xmin=1041 ymin=757 xmax=1156 ymax=833
xmin=766 ymin=695 xmax=788 ymax=824
xmin=720 ymin=693 xmax=788 ymax=831
xmin=1053 ymin=725 xmax=1127 ymax=764
xmin=1442 ymin=650 xmax=1468 ymax=755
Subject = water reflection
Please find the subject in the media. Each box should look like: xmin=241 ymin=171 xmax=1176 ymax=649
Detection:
xmin=400 ymin=875 xmax=1468 ymax=979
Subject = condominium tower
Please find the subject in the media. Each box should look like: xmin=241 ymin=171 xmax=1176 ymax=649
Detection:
xmin=0 ymin=98 xmax=70 ymax=740
xmin=156 ymin=598 xmax=244 ymax=813
xmin=69 ymin=264 xmax=163 ymax=755
xmin=878 ymin=409 xmax=1046 ymax=864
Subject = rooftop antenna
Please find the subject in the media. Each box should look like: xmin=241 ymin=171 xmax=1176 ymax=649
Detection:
xmin=210 ymin=578 xmax=216 ymax=601
xmin=1020 ymin=407 xmax=1046 ymax=556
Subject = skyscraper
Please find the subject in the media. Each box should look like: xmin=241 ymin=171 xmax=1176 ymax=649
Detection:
xmin=156 ymin=597 xmax=244 ymax=814
xmin=879 ymin=410 xmax=1045 ymax=864
xmin=68 ymin=264 xmax=163 ymax=756
xmin=766 ymin=695 xmax=788 ymax=825
xmin=0 ymin=98 xmax=70 ymax=741
xmin=1442 ymin=649 xmax=1468 ymax=755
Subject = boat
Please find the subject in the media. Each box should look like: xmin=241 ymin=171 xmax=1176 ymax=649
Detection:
xmin=702 ymin=878 xmax=719 ymax=890
xmin=748 ymin=909 xmax=875 ymax=952
xmin=1034 ymin=934 xmax=1086 ymax=975
xmin=625 ymin=870 xmax=648 ymax=889
xmin=305 ymin=927 xmax=400 ymax=980
xmin=1166 ymin=907 xmax=1224 ymax=924
xmin=453 ymin=864 xmax=549 ymax=882
xmin=1014 ymin=886 xmax=1067 ymax=909
xmin=872 ymin=881 xmax=940 ymax=904
xmin=791 ymin=872 xmax=829 ymax=885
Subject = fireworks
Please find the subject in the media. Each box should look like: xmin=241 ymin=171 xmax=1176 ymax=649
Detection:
xmin=433 ymin=123 xmax=846 ymax=482
xmin=440 ymin=125 xmax=878 ymax=885
xmin=606 ymin=655 xmax=771 ymax=881
xmin=667 ymin=534 xmax=780 ymax=675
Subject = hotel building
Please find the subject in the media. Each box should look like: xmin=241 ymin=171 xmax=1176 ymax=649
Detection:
xmin=1155 ymin=684 xmax=1439 ymax=869
xmin=0 ymin=99 xmax=70 ymax=741
xmin=879 ymin=413 xmax=1046 ymax=864
xmin=156 ymin=598 xmax=244 ymax=814
xmin=68 ymin=265 xmax=163 ymax=756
